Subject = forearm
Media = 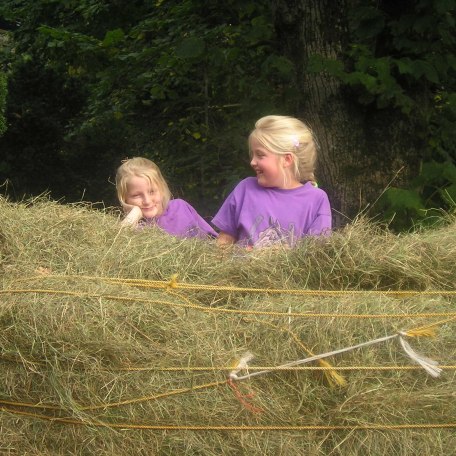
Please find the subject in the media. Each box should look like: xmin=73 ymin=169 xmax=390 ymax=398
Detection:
xmin=121 ymin=205 xmax=143 ymax=227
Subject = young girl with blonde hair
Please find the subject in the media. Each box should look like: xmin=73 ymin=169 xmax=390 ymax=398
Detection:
xmin=116 ymin=157 xmax=217 ymax=238
xmin=212 ymin=115 xmax=331 ymax=248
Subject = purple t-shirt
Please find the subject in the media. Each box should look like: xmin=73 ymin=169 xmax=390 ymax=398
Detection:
xmin=212 ymin=177 xmax=331 ymax=247
xmin=139 ymin=199 xmax=217 ymax=239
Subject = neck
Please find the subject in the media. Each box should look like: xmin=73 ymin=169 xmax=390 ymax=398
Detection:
xmin=279 ymin=177 xmax=302 ymax=190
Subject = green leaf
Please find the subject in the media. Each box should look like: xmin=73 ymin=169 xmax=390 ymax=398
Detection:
xmin=395 ymin=58 xmax=414 ymax=75
xmin=175 ymin=37 xmax=205 ymax=59
xmin=150 ymin=85 xmax=166 ymax=100
xmin=440 ymin=184 xmax=456 ymax=206
xmin=266 ymin=55 xmax=294 ymax=78
xmin=349 ymin=6 xmax=385 ymax=40
xmin=102 ymin=29 xmax=125 ymax=47
xmin=0 ymin=71 xmax=6 ymax=136
xmin=356 ymin=72 xmax=378 ymax=91
xmin=412 ymin=60 xmax=440 ymax=84
xmin=442 ymin=162 xmax=456 ymax=183
xmin=248 ymin=15 xmax=273 ymax=42
xmin=420 ymin=161 xmax=450 ymax=182
xmin=383 ymin=187 xmax=426 ymax=212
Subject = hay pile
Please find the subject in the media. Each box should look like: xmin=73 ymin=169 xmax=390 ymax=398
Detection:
xmin=0 ymin=195 xmax=455 ymax=455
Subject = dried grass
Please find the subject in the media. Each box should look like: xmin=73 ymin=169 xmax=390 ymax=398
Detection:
xmin=0 ymin=195 xmax=455 ymax=455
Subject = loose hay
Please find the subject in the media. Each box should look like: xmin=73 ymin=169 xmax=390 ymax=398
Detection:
xmin=0 ymin=195 xmax=455 ymax=455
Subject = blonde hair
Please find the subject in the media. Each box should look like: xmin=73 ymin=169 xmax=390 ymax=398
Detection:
xmin=115 ymin=157 xmax=171 ymax=209
xmin=249 ymin=115 xmax=318 ymax=184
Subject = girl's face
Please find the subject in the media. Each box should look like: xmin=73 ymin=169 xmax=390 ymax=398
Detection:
xmin=250 ymin=137 xmax=287 ymax=188
xmin=124 ymin=175 xmax=163 ymax=219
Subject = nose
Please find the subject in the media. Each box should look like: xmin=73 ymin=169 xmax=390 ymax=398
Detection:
xmin=142 ymin=193 xmax=152 ymax=205
xmin=250 ymin=156 xmax=256 ymax=167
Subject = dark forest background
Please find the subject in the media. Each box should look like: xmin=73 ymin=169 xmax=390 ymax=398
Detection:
xmin=0 ymin=0 xmax=455 ymax=231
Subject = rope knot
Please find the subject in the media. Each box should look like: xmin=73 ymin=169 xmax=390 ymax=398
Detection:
xmin=228 ymin=351 xmax=254 ymax=381
xmin=167 ymin=274 xmax=179 ymax=289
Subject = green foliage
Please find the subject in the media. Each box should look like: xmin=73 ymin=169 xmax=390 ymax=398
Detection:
xmin=307 ymin=0 xmax=456 ymax=230
xmin=1 ymin=0 xmax=455 ymax=229
xmin=0 ymin=71 xmax=6 ymax=136
xmin=0 ymin=59 xmax=87 ymax=199
xmin=377 ymin=161 xmax=456 ymax=231
xmin=308 ymin=0 xmax=456 ymax=165
xmin=0 ymin=0 xmax=293 ymax=211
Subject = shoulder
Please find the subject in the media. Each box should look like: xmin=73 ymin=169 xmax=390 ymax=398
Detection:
xmin=222 ymin=178 xmax=263 ymax=206
xmin=166 ymin=198 xmax=195 ymax=213
xmin=231 ymin=177 xmax=260 ymax=194
xmin=168 ymin=198 xmax=188 ymax=207
xmin=230 ymin=177 xmax=257 ymax=189
xmin=299 ymin=182 xmax=329 ymax=198
xmin=299 ymin=183 xmax=331 ymax=214
xmin=241 ymin=177 xmax=258 ymax=188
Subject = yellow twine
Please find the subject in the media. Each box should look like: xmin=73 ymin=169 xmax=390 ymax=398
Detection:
xmin=2 ymin=316 xmax=452 ymax=414
xmin=1 ymin=279 xmax=455 ymax=416
xmin=1 ymin=406 xmax=456 ymax=431
xmin=115 ymin=365 xmax=456 ymax=372
xmin=2 ymin=356 xmax=456 ymax=372
xmin=80 ymin=380 xmax=226 ymax=411
xmin=2 ymin=288 xmax=456 ymax=319
xmin=13 ymin=273 xmax=456 ymax=297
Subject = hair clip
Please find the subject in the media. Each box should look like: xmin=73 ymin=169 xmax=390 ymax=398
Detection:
xmin=121 ymin=157 xmax=130 ymax=163
xmin=291 ymin=135 xmax=300 ymax=148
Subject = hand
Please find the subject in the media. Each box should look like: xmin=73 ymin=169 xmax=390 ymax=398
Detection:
xmin=121 ymin=201 xmax=137 ymax=215
xmin=121 ymin=204 xmax=143 ymax=227
xmin=217 ymin=231 xmax=236 ymax=247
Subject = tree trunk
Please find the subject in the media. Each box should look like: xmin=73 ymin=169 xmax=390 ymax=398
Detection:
xmin=272 ymin=0 xmax=419 ymax=227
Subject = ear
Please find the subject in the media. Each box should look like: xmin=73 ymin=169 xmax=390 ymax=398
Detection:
xmin=282 ymin=153 xmax=294 ymax=168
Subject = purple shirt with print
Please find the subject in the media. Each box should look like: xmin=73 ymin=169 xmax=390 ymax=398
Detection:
xmin=140 ymin=199 xmax=217 ymax=239
xmin=212 ymin=177 xmax=331 ymax=247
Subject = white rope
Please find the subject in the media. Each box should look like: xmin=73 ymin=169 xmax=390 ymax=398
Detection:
xmin=230 ymin=332 xmax=441 ymax=382
xmin=398 ymin=333 xmax=442 ymax=378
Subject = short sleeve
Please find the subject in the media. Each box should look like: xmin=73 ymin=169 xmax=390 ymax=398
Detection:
xmin=307 ymin=193 xmax=332 ymax=235
xmin=212 ymin=188 xmax=240 ymax=237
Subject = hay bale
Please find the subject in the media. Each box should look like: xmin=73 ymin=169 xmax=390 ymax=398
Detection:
xmin=0 ymin=196 xmax=455 ymax=455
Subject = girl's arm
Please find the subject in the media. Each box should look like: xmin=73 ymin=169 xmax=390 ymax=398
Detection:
xmin=120 ymin=205 xmax=143 ymax=227
xmin=217 ymin=231 xmax=236 ymax=246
